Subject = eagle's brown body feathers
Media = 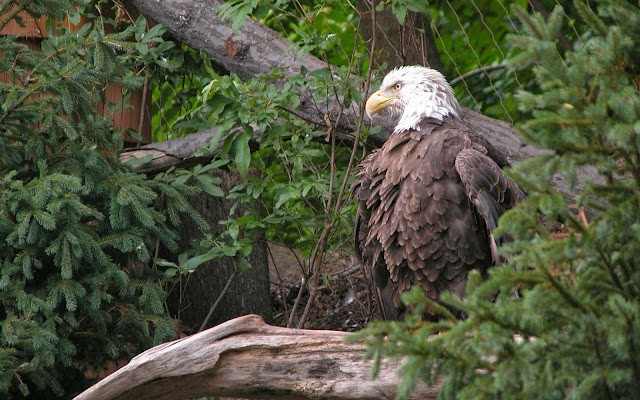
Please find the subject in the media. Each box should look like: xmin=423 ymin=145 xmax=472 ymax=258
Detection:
xmin=354 ymin=116 xmax=523 ymax=320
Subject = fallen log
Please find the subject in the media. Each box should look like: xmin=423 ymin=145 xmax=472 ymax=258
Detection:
xmin=74 ymin=314 xmax=440 ymax=400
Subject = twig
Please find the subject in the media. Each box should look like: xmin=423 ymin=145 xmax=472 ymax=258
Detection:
xmin=287 ymin=275 xmax=307 ymax=327
xmin=267 ymin=244 xmax=289 ymax=318
xmin=450 ymin=63 xmax=506 ymax=86
xmin=198 ymin=270 xmax=238 ymax=332
xmin=296 ymin=228 xmax=331 ymax=327
xmin=577 ymin=206 xmax=588 ymax=226
xmin=324 ymin=113 xmax=333 ymax=142
xmin=330 ymin=257 xmax=361 ymax=278
xmin=137 ymin=74 xmax=150 ymax=144
xmin=0 ymin=3 xmax=25 ymax=33
xmin=331 ymin=264 xmax=361 ymax=278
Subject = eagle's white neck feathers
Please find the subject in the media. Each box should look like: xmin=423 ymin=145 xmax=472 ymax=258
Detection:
xmin=379 ymin=66 xmax=461 ymax=133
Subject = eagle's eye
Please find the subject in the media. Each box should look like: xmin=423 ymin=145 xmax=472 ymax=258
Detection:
xmin=393 ymin=82 xmax=403 ymax=91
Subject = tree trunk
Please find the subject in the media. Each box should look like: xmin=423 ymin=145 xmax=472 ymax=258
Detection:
xmin=166 ymin=169 xmax=272 ymax=332
xmin=356 ymin=1 xmax=446 ymax=74
xmin=74 ymin=314 xmax=440 ymax=400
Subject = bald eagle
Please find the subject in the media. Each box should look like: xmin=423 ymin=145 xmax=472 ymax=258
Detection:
xmin=353 ymin=66 xmax=523 ymax=320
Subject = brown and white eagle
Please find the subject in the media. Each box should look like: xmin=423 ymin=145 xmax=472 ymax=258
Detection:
xmin=353 ymin=66 xmax=523 ymax=320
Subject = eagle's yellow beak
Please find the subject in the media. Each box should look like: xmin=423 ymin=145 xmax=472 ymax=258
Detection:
xmin=365 ymin=90 xmax=396 ymax=119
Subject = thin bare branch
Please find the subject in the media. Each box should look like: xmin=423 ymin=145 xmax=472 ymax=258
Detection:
xmin=450 ymin=63 xmax=507 ymax=86
xmin=198 ymin=271 xmax=238 ymax=332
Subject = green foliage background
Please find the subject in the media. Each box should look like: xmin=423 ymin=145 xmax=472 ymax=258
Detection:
xmin=152 ymin=1 xmax=377 ymax=288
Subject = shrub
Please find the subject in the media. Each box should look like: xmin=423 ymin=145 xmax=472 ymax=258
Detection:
xmin=0 ymin=1 xmax=203 ymax=397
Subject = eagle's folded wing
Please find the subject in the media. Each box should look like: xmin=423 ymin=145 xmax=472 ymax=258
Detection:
xmin=455 ymin=148 xmax=524 ymax=264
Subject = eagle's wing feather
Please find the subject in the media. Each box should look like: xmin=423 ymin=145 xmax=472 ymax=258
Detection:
xmin=468 ymin=132 xmax=511 ymax=168
xmin=354 ymin=122 xmax=496 ymax=320
xmin=455 ymin=148 xmax=524 ymax=263
xmin=354 ymin=164 xmax=405 ymax=320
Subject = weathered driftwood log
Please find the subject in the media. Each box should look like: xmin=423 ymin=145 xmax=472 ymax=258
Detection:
xmin=74 ymin=314 xmax=439 ymax=400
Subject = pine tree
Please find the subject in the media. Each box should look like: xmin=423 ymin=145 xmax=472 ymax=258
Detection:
xmin=352 ymin=1 xmax=640 ymax=399
xmin=0 ymin=1 xmax=205 ymax=397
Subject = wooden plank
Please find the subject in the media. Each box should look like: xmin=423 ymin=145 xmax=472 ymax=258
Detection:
xmin=0 ymin=9 xmax=87 ymax=38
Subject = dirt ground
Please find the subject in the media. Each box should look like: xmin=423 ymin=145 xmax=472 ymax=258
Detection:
xmin=267 ymin=244 xmax=381 ymax=331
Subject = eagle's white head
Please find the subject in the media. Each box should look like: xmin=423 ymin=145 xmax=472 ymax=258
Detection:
xmin=365 ymin=65 xmax=461 ymax=133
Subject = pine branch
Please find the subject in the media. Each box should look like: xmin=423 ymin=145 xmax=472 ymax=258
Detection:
xmin=0 ymin=3 xmax=25 ymax=33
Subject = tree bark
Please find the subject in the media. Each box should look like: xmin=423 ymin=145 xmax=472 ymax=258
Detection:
xmin=74 ymin=314 xmax=440 ymax=400
xmin=356 ymin=1 xmax=446 ymax=74
xmin=165 ymin=170 xmax=272 ymax=332
xmin=133 ymin=0 xmax=325 ymax=81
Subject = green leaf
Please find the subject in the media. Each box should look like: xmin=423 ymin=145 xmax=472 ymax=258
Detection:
xmin=196 ymin=174 xmax=225 ymax=197
xmin=168 ymin=53 xmax=184 ymax=69
xmin=126 ymin=128 xmax=144 ymax=142
xmin=234 ymin=256 xmax=253 ymax=272
xmin=180 ymin=252 xmax=216 ymax=272
xmin=172 ymin=173 xmax=191 ymax=186
xmin=164 ymin=268 xmax=178 ymax=278
xmin=391 ymin=2 xmax=408 ymax=24
xmin=227 ymin=222 xmax=240 ymax=239
xmin=221 ymin=131 xmax=236 ymax=156
xmin=135 ymin=43 xmax=149 ymax=55
xmin=223 ymin=245 xmax=237 ymax=256
xmin=45 ymin=17 xmax=57 ymax=37
xmin=156 ymin=41 xmax=175 ymax=52
xmin=68 ymin=11 xmax=81 ymax=25
xmin=209 ymin=159 xmax=231 ymax=170
xmin=143 ymin=24 xmax=166 ymax=43
xmin=231 ymin=4 xmax=251 ymax=32
xmin=233 ymin=130 xmax=252 ymax=176
xmin=134 ymin=16 xmax=147 ymax=41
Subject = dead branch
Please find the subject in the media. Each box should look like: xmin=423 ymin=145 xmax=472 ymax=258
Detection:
xmin=450 ymin=63 xmax=507 ymax=86
xmin=74 ymin=314 xmax=440 ymax=400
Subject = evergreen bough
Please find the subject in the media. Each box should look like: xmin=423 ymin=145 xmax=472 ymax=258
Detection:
xmin=351 ymin=1 xmax=640 ymax=399
xmin=0 ymin=1 xmax=205 ymax=397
